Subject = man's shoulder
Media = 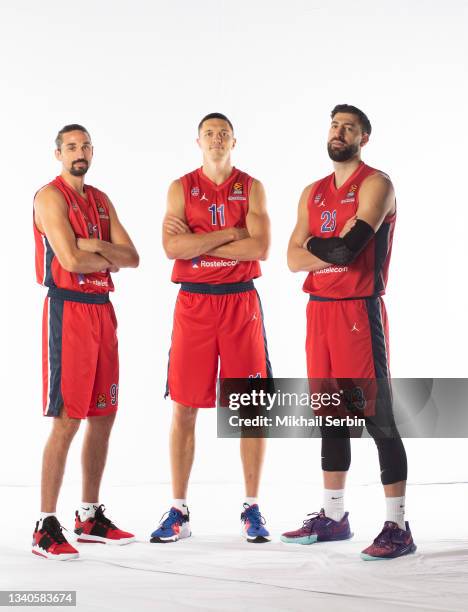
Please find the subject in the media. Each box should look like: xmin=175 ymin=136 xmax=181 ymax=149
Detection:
xmin=34 ymin=182 xmax=65 ymax=205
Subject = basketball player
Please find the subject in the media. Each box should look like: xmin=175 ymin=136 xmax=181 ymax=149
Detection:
xmin=32 ymin=125 xmax=139 ymax=560
xmin=281 ymin=105 xmax=416 ymax=560
xmin=150 ymin=113 xmax=272 ymax=543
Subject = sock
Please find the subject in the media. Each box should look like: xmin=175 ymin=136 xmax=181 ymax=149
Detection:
xmin=245 ymin=497 xmax=258 ymax=507
xmin=173 ymin=499 xmax=189 ymax=515
xmin=385 ymin=496 xmax=406 ymax=530
xmin=38 ymin=512 xmax=56 ymax=528
xmin=80 ymin=502 xmax=98 ymax=521
xmin=323 ymin=489 xmax=345 ymax=521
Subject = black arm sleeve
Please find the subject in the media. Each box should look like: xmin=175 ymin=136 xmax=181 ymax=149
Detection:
xmin=306 ymin=219 xmax=375 ymax=265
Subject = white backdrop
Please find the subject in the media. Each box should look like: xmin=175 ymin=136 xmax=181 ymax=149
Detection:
xmin=1 ymin=0 xmax=467 ymax=499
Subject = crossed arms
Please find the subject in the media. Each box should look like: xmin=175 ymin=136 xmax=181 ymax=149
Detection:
xmin=162 ymin=179 xmax=270 ymax=261
xmin=287 ymin=172 xmax=395 ymax=273
xmin=34 ymin=185 xmax=139 ymax=274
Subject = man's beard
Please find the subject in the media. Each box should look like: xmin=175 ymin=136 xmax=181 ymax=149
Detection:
xmin=327 ymin=140 xmax=359 ymax=162
xmin=70 ymin=160 xmax=89 ymax=176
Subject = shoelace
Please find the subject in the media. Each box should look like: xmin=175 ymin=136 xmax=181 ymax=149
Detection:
xmin=42 ymin=516 xmax=67 ymax=544
xmin=241 ymin=504 xmax=266 ymax=529
xmin=303 ymin=511 xmax=326 ymax=533
xmin=93 ymin=505 xmax=116 ymax=529
xmin=374 ymin=525 xmax=398 ymax=547
xmin=159 ymin=508 xmax=181 ymax=529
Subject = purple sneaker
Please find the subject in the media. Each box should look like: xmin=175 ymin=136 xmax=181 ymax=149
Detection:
xmin=281 ymin=509 xmax=353 ymax=544
xmin=361 ymin=521 xmax=417 ymax=560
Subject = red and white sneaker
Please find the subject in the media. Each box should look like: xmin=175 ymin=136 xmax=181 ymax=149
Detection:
xmin=32 ymin=516 xmax=79 ymax=561
xmin=74 ymin=505 xmax=135 ymax=545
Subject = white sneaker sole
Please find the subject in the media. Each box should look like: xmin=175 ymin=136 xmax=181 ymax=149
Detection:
xmin=76 ymin=534 xmax=136 ymax=545
xmin=32 ymin=545 xmax=79 ymax=560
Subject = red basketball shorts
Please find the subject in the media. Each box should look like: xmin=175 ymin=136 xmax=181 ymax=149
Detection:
xmin=306 ymin=296 xmax=390 ymax=379
xmin=306 ymin=296 xmax=390 ymax=419
xmin=166 ymin=281 xmax=272 ymax=408
xmin=42 ymin=288 xmax=119 ymax=419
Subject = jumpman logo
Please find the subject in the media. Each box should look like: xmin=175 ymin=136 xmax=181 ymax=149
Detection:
xmin=351 ymin=323 xmax=360 ymax=332
xmin=200 ymin=193 xmax=208 ymax=201
xmin=318 ymin=199 xmax=326 ymax=207
xmin=252 ymin=313 xmax=258 ymax=321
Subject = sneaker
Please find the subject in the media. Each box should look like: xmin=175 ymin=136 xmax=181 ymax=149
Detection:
xmin=150 ymin=507 xmax=191 ymax=543
xmin=32 ymin=516 xmax=79 ymax=560
xmin=361 ymin=521 xmax=417 ymax=560
xmin=74 ymin=505 xmax=135 ymax=545
xmin=281 ymin=509 xmax=353 ymax=544
xmin=240 ymin=503 xmax=271 ymax=543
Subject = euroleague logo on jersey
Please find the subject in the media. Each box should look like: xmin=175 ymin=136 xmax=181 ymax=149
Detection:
xmin=97 ymin=204 xmax=109 ymax=219
xmin=228 ymin=182 xmax=246 ymax=202
xmin=341 ymin=184 xmax=358 ymax=204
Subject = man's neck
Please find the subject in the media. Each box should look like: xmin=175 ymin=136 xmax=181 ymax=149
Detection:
xmin=201 ymin=159 xmax=233 ymax=185
xmin=60 ymin=171 xmax=86 ymax=197
xmin=333 ymin=157 xmax=362 ymax=189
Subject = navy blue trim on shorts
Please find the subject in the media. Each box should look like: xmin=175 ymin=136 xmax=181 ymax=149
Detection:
xmin=46 ymin=298 xmax=64 ymax=417
xmin=164 ymin=346 xmax=171 ymax=399
xmin=47 ymin=287 xmax=110 ymax=304
xmin=365 ymin=297 xmax=390 ymax=379
xmin=255 ymin=290 xmax=273 ymax=378
xmin=180 ymin=280 xmax=255 ymax=295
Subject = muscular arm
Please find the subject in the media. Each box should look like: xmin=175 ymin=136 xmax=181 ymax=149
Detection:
xmin=162 ymin=180 xmax=244 ymax=260
xmin=287 ymin=185 xmax=331 ymax=273
xmin=76 ymin=198 xmax=139 ymax=268
xmin=207 ymin=180 xmax=270 ymax=261
xmin=34 ymin=186 xmax=112 ymax=274
xmin=305 ymin=173 xmax=395 ymax=265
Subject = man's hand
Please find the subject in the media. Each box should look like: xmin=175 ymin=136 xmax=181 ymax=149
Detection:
xmin=164 ymin=215 xmax=191 ymax=236
xmin=339 ymin=215 xmax=357 ymax=238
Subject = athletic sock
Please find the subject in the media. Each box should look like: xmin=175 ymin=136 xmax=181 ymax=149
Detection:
xmin=323 ymin=489 xmax=345 ymax=522
xmin=245 ymin=497 xmax=258 ymax=507
xmin=385 ymin=496 xmax=406 ymax=530
xmin=38 ymin=512 xmax=56 ymax=527
xmin=80 ymin=502 xmax=98 ymax=521
xmin=173 ymin=499 xmax=189 ymax=515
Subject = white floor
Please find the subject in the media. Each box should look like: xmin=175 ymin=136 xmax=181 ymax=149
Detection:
xmin=1 ymin=482 xmax=467 ymax=612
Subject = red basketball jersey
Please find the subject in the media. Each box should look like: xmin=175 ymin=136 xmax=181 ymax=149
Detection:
xmin=303 ymin=162 xmax=395 ymax=298
xmin=171 ymin=167 xmax=261 ymax=284
xmin=34 ymin=176 xmax=114 ymax=294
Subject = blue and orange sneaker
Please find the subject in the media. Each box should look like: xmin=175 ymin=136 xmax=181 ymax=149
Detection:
xmin=361 ymin=521 xmax=416 ymax=560
xmin=150 ymin=507 xmax=191 ymax=543
xmin=241 ymin=503 xmax=271 ymax=543
xmin=281 ymin=509 xmax=353 ymax=544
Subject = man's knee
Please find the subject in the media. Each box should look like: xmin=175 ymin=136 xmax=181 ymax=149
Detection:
xmin=52 ymin=409 xmax=81 ymax=439
xmin=172 ymin=403 xmax=198 ymax=430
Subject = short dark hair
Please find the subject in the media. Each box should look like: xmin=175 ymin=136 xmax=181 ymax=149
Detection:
xmin=198 ymin=113 xmax=234 ymax=134
xmin=331 ymin=104 xmax=372 ymax=135
xmin=55 ymin=124 xmax=91 ymax=149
